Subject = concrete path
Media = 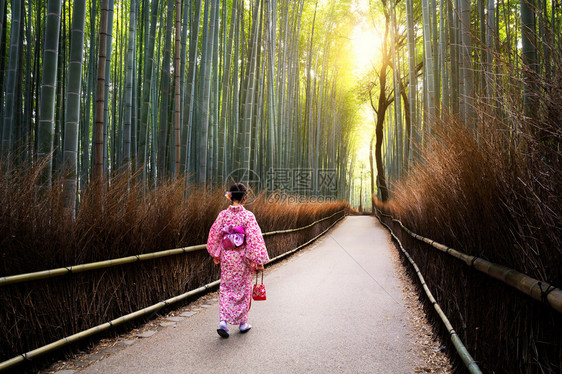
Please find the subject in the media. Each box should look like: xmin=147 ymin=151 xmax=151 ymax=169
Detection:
xmin=80 ymin=216 xmax=421 ymax=373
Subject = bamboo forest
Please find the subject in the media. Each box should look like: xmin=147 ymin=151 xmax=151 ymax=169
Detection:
xmin=0 ymin=0 xmax=561 ymax=372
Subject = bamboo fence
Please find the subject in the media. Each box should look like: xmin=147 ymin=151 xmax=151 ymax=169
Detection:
xmin=376 ymin=209 xmax=562 ymax=314
xmin=0 ymin=280 xmax=221 ymax=371
xmin=0 ymin=210 xmax=345 ymax=287
xmin=376 ymin=214 xmax=483 ymax=374
xmin=0 ymin=211 xmax=346 ymax=371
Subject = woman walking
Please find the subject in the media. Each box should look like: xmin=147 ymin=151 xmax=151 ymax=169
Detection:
xmin=207 ymin=183 xmax=269 ymax=338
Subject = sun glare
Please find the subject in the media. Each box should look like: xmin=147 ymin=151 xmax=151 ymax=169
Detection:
xmin=351 ymin=25 xmax=382 ymax=74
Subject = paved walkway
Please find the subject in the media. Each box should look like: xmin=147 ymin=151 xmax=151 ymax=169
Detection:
xmin=80 ymin=216 xmax=421 ymax=373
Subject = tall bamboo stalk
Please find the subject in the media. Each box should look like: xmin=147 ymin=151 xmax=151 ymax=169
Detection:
xmin=138 ymin=0 xmax=160 ymax=181
xmin=183 ymin=0 xmax=202 ymax=176
xmin=52 ymin=3 xmax=66 ymax=176
xmin=265 ymin=0 xmax=277 ymax=172
xmin=421 ymin=0 xmax=436 ymax=123
xmin=62 ymin=0 xmax=87 ymax=214
xmin=240 ymin=0 xmax=261 ymax=179
xmin=0 ymin=0 xmax=5 ymax=59
xmin=1 ymin=0 xmax=22 ymax=165
xmin=123 ymin=0 xmax=137 ymax=171
xmin=209 ymin=0 xmax=221 ymax=182
xmin=157 ymin=0 xmax=175 ymax=181
xmin=173 ymin=0 xmax=182 ymax=178
xmin=521 ymin=0 xmax=537 ymax=116
xmin=178 ymin=0 xmax=189 ymax=170
xmin=80 ymin=0 xmax=97 ymax=191
xmin=459 ymin=0 xmax=474 ymax=125
xmin=218 ymin=0 xmax=238 ymax=181
xmin=37 ymin=0 xmax=63 ymax=188
xmin=22 ymin=0 xmax=34 ymax=167
xmin=405 ymin=0 xmax=418 ymax=162
xmin=93 ymin=0 xmax=109 ymax=184
xmin=197 ymin=0 xmax=218 ymax=184
xmin=100 ymin=0 xmax=114 ymax=178
xmin=485 ymin=0 xmax=496 ymax=103
xmin=448 ymin=0 xmax=459 ymax=117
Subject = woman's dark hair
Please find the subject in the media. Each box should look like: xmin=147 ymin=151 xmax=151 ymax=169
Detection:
xmin=229 ymin=183 xmax=247 ymax=202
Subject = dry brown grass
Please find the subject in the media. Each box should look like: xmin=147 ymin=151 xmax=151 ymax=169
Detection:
xmin=377 ymin=55 xmax=561 ymax=372
xmin=0 ymin=170 xmax=350 ymax=370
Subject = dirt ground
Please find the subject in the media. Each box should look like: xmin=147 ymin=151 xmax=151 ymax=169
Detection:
xmin=386 ymin=234 xmax=453 ymax=373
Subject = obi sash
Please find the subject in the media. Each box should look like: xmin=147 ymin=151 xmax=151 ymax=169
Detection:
xmin=222 ymin=225 xmax=245 ymax=250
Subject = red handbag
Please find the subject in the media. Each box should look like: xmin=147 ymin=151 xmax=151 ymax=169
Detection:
xmin=252 ymin=271 xmax=266 ymax=301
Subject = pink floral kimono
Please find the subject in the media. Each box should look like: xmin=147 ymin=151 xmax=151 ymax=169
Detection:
xmin=207 ymin=205 xmax=269 ymax=325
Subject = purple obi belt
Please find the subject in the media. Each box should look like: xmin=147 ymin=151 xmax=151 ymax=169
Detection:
xmin=222 ymin=225 xmax=245 ymax=250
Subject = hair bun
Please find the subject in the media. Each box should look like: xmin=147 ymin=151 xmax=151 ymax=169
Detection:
xmin=229 ymin=183 xmax=247 ymax=202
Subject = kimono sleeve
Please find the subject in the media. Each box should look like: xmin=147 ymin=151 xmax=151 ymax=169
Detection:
xmin=244 ymin=212 xmax=270 ymax=265
xmin=207 ymin=211 xmax=225 ymax=258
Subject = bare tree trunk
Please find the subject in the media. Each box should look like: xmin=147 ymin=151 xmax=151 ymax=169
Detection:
xmin=369 ymin=134 xmax=376 ymax=209
xmin=369 ymin=4 xmax=392 ymax=202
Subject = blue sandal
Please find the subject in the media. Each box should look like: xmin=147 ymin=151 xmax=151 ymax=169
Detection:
xmin=217 ymin=321 xmax=229 ymax=338
xmin=239 ymin=323 xmax=252 ymax=333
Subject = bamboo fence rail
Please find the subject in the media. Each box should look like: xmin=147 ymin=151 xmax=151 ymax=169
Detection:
xmin=0 ymin=210 xmax=345 ymax=287
xmin=261 ymin=210 xmax=343 ymax=237
xmin=0 ymin=212 xmax=346 ymax=371
xmin=376 ymin=213 xmax=483 ymax=374
xmin=0 ymin=280 xmax=220 ymax=371
xmin=376 ymin=209 xmax=562 ymax=314
xmin=0 ymin=245 xmax=205 ymax=286
xmin=266 ymin=212 xmax=345 ymax=263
